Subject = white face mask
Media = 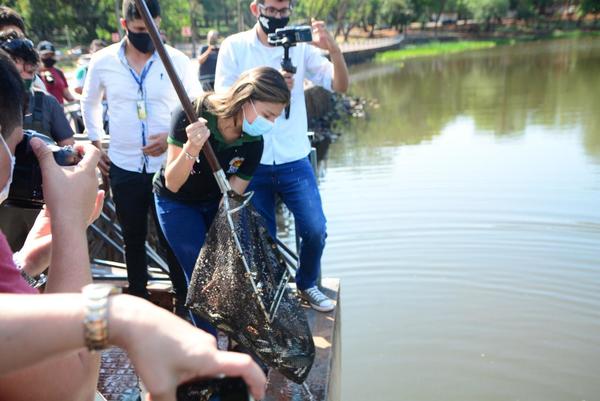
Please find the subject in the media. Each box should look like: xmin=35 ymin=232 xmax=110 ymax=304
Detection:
xmin=0 ymin=134 xmax=15 ymax=205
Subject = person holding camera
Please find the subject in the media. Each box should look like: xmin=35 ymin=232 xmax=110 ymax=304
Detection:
xmin=0 ymin=6 xmax=47 ymax=94
xmin=81 ymin=0 xmax=201 ymax=300
xmin=198 ymin=29 xmax=220 ymax=91
xmin=214 ymin=0 xmax=349 ymax=312
xmin=0 ymin=48 xmax=267 ymax=401
xmin=0 ymin=46 xmax=105 ymax=400
xmin=153 ymin=66 xmax=290 ymax=331
xmin=0 ymin=31 xmax=76 ymax=252
xmin=37 ymin=40 xmax=75 ymax=105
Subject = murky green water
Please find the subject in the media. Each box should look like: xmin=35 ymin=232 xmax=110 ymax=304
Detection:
xmin=320 ymin=38 xmax=600 ymax=400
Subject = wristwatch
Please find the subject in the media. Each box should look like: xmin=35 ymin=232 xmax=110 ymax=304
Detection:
xmin=82 ymin=283 xmax=121 ymax=352
xmin=13 ymin=251 xmax=47 ymax=289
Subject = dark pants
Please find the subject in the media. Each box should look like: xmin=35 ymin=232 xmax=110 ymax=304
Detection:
xmin=248 ymin=157 xmax=327 ymax=290
xmin=0 ymin=207 xmax=39 ymax=252
xmin=110 ymin=164 xmax=186 ymax=299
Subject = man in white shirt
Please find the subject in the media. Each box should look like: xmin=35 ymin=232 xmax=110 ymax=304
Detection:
xmin=215 ymin=0 xmax=348 ymax=312
xmin=81 ymin=0 xmax=201 ymax=298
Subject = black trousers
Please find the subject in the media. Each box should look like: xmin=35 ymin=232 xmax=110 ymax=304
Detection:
xmin=109 ymin=164 xmax=186 ymax=300
xmin=0 ymin=207 xmax=39 ymax=252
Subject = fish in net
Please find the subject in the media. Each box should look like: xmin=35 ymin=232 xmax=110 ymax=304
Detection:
xmin=186 ymin=193 xmax=315 ymax=384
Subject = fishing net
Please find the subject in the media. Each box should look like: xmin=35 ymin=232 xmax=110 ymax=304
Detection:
xmin=186 ymin=193 xmax=315 ymax=384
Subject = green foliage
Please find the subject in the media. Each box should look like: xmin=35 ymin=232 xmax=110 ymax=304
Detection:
xmin=579 ymin=0 xmax=600 ymax=15
xmin=466 ymin=0 xmax=510 ymax=21
xmin=376 ymin=40 xmax=497 ymax=61
xmin=3 ymin=0 xmax=600 ymax=49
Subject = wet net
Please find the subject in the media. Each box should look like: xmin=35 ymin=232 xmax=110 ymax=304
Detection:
xmin=186 ymin=193 xmax=315 ymax=384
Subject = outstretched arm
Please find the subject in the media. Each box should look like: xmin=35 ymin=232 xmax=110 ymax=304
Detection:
xmin=0 ymin=293 xmax=267 ymax=401
xmin=310 ymin=19 xmax=349 ymax=93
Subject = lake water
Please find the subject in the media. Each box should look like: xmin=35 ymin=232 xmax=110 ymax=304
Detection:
xmin=318 ymin=38 xmax=600 ymax=400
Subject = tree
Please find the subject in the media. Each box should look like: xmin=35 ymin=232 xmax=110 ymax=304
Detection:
xmin=381 ymin=0 xmax=414 ymax=31
xmin=466 ymin=0 xmax=510 ymax=29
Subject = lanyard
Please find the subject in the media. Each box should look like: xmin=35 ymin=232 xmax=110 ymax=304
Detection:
xmin=128 ymin=60 xmax=154 ymax=94
xmin=128 ymin=60 xmax=154 ymax=171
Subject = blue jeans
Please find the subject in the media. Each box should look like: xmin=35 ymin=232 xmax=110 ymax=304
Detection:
xmin=248 ymin=157 xmax=327 ymax=290
xmin=154 ymin=194 xmax=219 ymax=336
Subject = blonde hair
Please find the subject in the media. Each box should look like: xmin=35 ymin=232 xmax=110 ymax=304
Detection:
xmin=196 ymin=66 xmax=290 ymax=121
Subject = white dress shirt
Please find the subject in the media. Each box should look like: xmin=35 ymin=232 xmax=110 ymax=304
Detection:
xmin=81 ymin=40 xmax=201 ymax=173
xmin=214 ymin=26 xmax=334 ymax=165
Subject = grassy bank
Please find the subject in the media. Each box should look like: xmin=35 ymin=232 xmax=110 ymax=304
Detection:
xmin=376 ymin=41 xmax=497 ymax=62
xmin=375 ymin=30 xmax=600 ymax=62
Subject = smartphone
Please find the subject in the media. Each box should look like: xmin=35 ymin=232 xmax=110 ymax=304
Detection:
xmin=176 ymin=377 xmax=253 ymax=401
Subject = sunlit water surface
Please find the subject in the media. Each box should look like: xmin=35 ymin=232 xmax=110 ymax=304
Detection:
xmin=312 ymin=38 xmax=600 ymax=400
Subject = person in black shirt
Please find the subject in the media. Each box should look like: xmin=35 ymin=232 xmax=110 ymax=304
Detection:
xmin=197 ymin=30 xmax=219 ymax=91
xmin=0 ymin=32 xmax=75 ymax=252
xmin=153 ymin=66 xmax=289 ymax=333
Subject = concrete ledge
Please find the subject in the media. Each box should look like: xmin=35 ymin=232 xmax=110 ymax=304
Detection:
xmin=265 ymin=278 xmax=341 ymax=401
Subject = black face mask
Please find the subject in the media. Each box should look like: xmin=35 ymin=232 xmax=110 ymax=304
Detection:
xmin=42 ymin=58 xmax=56 ymax=68
xmin=258 ymin=14 xmax=289 ymax=35
xmin=127 ymin=30 xmax=155 ymax=54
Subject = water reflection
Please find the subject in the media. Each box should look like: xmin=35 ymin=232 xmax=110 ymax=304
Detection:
xmin=320 ymin=38 xmax=600 ymax=401
xmin=337 ymin=39 xmax=600 ymax=164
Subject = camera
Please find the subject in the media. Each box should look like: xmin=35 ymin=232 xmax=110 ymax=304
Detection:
xmin=268 ymin=26 xmax=313 ymax=119
xmin=267 ymin=26 xmax=313 ymax=47
xmin=176 ymin=377 xmax=252 ymax=401
xmin=4 ymin=130 xmax=82 ymax=209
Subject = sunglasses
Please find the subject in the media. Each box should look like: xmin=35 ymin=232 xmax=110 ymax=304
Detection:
xmin=1 ymin=37 xmax=35 ymax=53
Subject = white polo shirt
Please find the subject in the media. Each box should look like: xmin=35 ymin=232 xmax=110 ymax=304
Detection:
xmin=214 ymin=26 xmax=334 ymax=165
xmin=81 ymin=40 xmax=201 ymax=173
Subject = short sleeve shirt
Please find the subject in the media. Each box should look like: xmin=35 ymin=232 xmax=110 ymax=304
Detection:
xmin=40 ymin=67 xmax=70 ymax=104
xmin=75 ymin=65 xmax=88 ymax=89
xmin=153 ymin=102 xmax=263 ymax=203
xmin=24 ymin=90 xmax=74 ymax=143
xmin=199 ymin=45 xmax=219 ymax=80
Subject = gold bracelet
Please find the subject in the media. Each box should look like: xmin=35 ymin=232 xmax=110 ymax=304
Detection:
xmin=82 ymin=284 xmax=121 ymax=352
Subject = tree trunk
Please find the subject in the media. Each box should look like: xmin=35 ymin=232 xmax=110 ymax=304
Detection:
xmin=335 ymin=0 xmax=350 ymax=39
xmin=369 ymin=24 xmax=376 ymax=37
xmin=434 ymin=0 xmax=449 ymax=37
xmin=223 ymin=3 xmax=230 ymax=26
xmin=343 ymin=23 xmax=354 ymax=42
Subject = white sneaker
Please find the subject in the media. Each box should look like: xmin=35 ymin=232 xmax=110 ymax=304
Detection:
xmin=300 ymin=286 xmax=335 ymax=312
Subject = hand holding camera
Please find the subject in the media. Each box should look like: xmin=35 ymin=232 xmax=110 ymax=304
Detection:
xmin=6 ymin=130 xmax=102 ymax=229
xmin=32 ymin=136 xmax=100 ymax=229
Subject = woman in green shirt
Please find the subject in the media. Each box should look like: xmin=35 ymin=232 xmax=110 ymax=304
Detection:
xmin=153 ymin=66 xmax=290 ymax=333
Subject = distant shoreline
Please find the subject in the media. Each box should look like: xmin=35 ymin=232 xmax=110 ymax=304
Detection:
xmin=375 ymin=29 xmax=600 ymax=62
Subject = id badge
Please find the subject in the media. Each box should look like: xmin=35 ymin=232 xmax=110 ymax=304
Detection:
xmin=136 ymin=100 xmax=147 ymax=120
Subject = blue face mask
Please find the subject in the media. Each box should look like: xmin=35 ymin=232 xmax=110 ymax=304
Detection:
xmin=242 ymin=100 xmax=273 ymax=137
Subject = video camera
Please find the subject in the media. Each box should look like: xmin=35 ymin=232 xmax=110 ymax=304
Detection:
xmin=268 ymin=26 xmax=313 ymax=118
xmin=5 ymin=130 xmax=82 ymax=209
xmin=267 ymin=26 xmax=313 ymax=49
